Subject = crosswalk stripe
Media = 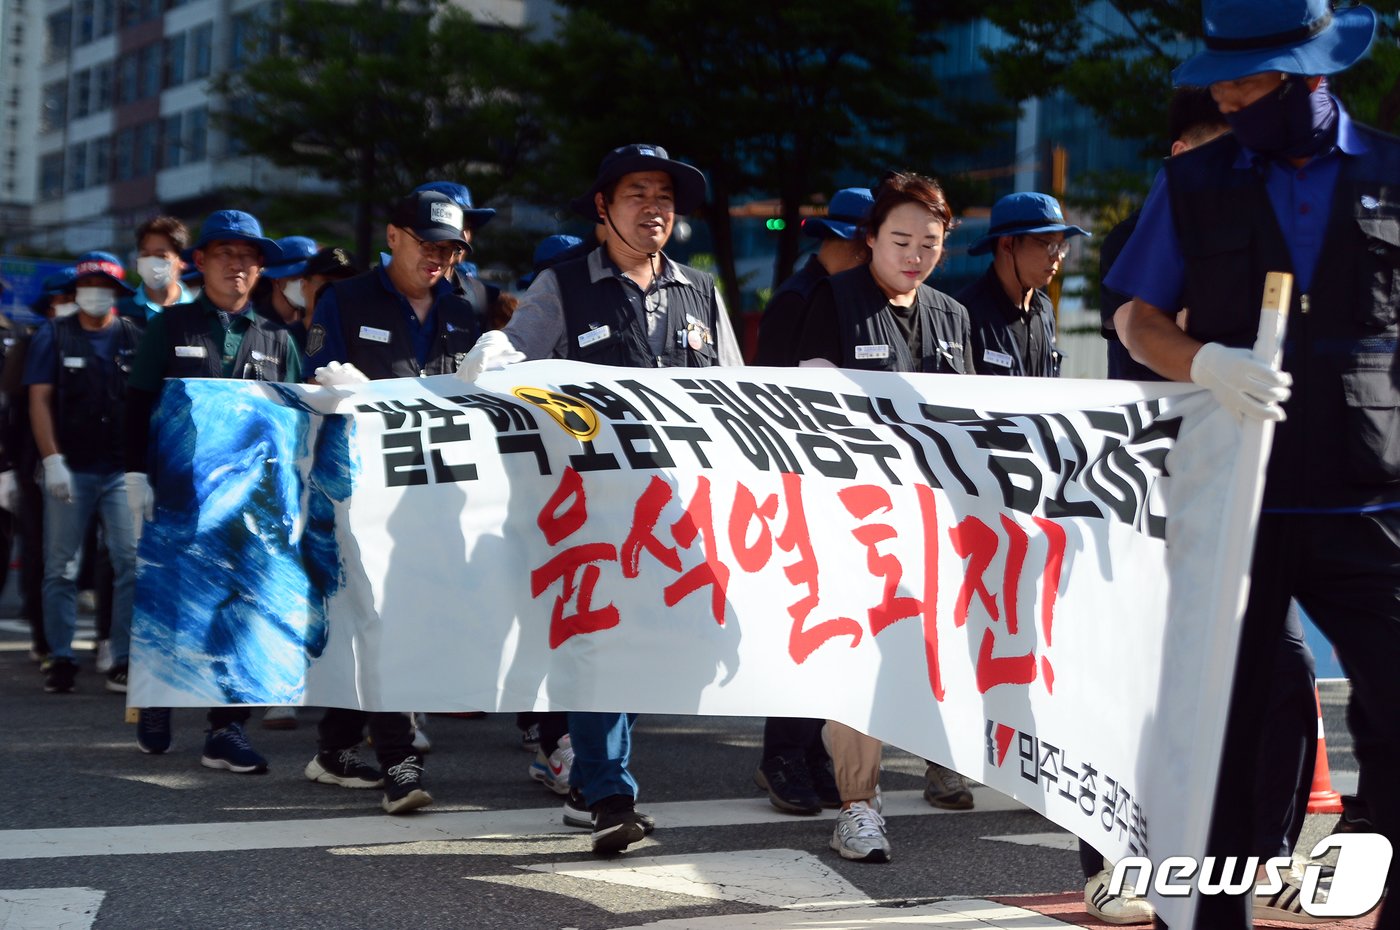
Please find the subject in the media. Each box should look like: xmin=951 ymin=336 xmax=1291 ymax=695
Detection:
xmin=981 ymin=831 xmax=1077 ymax=852
xmin=0 ymin=888 xmax=104 ymax=930
xmin=609 ymin=897 xmax=1074 ymax=928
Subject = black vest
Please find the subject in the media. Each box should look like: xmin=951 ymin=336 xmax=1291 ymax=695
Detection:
xmin=554 ymin=255 xmax=719 ymax=368
xmin=330 ymin=269 xmax=482 ymax=379
xmin=162 ymin=298 xmax=294 ymax=382
xmin=52 ymin=315 xmax=142 ymax=471
xmin=958 ymin=266 xmax=1059 ymax=377
xmin=827 ymin=265 xmax=972 ymax=375
xmin=1167 ymin=126 xmax=1400 ymax=509
xmin=755 ymin=255 xmax=828 ymax=367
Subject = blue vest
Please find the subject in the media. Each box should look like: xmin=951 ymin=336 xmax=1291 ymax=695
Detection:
xmin=1166 ymin=127 xmax=1400 ymax=509
xmin=329 ymin=270 xmax=481 ymax=379
xmin=52 ymin=315 xmax=142 ymax=471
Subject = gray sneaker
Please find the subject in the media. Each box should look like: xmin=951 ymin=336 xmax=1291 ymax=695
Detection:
xmin=924 ymin=762 xmax=974 ymax=810
xmin=829 ymin=801 xmax=891 ymax=863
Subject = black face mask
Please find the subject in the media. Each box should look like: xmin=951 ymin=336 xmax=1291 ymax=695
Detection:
xmin=1225 ymin=75 xmax=1338 ymax=161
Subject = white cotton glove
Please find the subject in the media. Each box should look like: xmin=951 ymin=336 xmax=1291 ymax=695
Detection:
xmin=314 ymin=361 xmax=370 ymax=386
xmin=798 ymin=358 xmax=838 ymax=369
xmin=0 ymin=470 xmax=16 ymax=513
xmin=125 ymin=472 xmax=153 ymax=530
xmin=41 ymin=454 xmax=73 ymax=503
xmin=1190 ymin=342 xmax=1293 ymax=422
xmin=455 ymin=330 xmax=526 ymax=384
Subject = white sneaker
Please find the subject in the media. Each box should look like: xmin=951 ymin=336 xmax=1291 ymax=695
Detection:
xmin=529 ymin=734 xmax=573 ymax=795
xmin=95 ymin=639 xmax=113 ymax=674
xmin=1085 ymin=868 xmax=1155 ymax=925
xmin=830 ymin=800 xmax=891 ymax=863
xmin=410 ymin=713 xmax=431 ymax=753
xmin=1254 ymin=859 xmax=1335 ymax=924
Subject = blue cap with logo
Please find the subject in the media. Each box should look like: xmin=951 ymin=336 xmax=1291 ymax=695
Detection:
xmin=263 ymin=236 xmax=319 ymax=279
xmin=967 ymin=192 xmax=1090 ymax=256
xmin=1172 ymin=0 xmax=1377 ymax=87
xmin=74 ymin=251 xmax=136 ymax=293
xmin=192 ymin=210 xmax=285 ymax=263
xmin=803 ymin=188 xmax=875 ymax=241
xmin=414 ymin=181 xmax=496 ymax=229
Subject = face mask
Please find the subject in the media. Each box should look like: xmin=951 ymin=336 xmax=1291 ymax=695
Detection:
xmin=52 ymin=301 xmax=78 ymax=318
xmin=1225 ymin=75 xmax=1338 ymax=160
xmin=75 ymin=287 xmax=115 ymax=317
xmin=137 ymin=256 xmax=173 ymax=288
xmin=282 ymin=278 xmax=307 ymax=310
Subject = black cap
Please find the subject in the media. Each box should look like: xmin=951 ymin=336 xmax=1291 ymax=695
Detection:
xmin=304 ymin=246 xmax=361 ymax=279
xmin=389 ymin=191 xmax=470 ymax=250
xmin=576 ymin=143 xmax=707 ymax=220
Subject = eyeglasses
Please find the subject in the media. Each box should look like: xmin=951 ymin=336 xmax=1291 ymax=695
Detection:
xmin=1024 ymin=236 xmax=1070 ymax=261
xmin=400 ymin=228 xmax=464 ymax=263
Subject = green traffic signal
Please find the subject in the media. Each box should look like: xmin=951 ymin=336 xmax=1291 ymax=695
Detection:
xmin=765 ymin=218 xmax=786 ymax=231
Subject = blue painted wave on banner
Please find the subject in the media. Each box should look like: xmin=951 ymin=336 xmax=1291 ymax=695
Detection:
xmin=133 ymin=379 xmax=357 ymax=704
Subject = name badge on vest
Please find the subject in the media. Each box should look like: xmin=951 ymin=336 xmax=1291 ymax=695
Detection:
xmin=983 ymin=349 xmax=1014 ymax=368
xmin=175 ymin=345 xmax=207 ymax=359
xmin=358 ymin=325 xmax=391 ymax=344
xmin=61 ymin=356 xmax=86 ymax=369
xmin=854 ymin=344 xmax=890 ymax=360
xmin=578 ymin=325 xmax=611 ymax=349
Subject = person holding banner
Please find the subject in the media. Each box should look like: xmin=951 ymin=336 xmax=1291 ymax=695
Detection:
xmin=458 ymin=142 xmax=742 ymax=855
xmin=124 ymin=209 xmax=296 ymax=773
xmin=794 ymin=171 xmax=975 ymax=864
xmin=1108 ymin=1 xmax=1400 ymax=925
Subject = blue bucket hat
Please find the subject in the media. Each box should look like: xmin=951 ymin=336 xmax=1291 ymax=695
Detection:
xmin=263 ymin=236 xmax=319 ymax=279
xmin=967 ymin=192 xmax=1090 ymax=256
xmin=30 ymin=267 xmax=78 ymax=311
xmin=74 ymin=251 xmax=136 ymax=293
xmin=414 ymin=181 xmax=496 ymax=229
xmin=518 ymin=234 xmax=585 ymax=290
xmin=803 ymin=188 xmax=875 ymax=241
xmin=192 ymin=210 xmax=285 ymax=264
xmin=1173 ymin=0 xmax=1377 ymax=87
xmin=576 ymin=144 xmax=708 ymax=219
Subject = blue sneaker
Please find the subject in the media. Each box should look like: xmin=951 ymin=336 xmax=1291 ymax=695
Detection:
xmin=137 ymin=708 xmax=172 ymax=754
xmin=201 ymin=722 xmax=268 ymax=774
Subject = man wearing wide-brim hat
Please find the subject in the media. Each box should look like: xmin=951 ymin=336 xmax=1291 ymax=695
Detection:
xmin=956 ymin=191 xmax=1088 ymax=377
xmin=456 ymin=143 xmax=743 ymax=856
xmin=1106 ymin=1 xmax=1399 ymax=926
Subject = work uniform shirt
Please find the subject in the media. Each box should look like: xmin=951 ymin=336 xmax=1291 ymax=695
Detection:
xmin=22 ymin=318 xmax=126 ymax=473
xmin=505 ymin=248 xmax=744 ymax=365
xmin=118 ymin=283 xmax=193 ymax=323
xmin=304 ymin=266 xmax=462 ymax=374
xmin=957 ymin=265 xmax=1057 ymax=376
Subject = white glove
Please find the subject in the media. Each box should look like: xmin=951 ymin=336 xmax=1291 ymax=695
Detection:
xmin=125 ymin=472 xmax=153 ymax=529
xmin=1190 ymin=342 xmax=1292 ymax=422
xmin=455 ymin=331 xmax=526 ymax=384
xmin=314 ymin=361 xmax=370 ymax=386
xmin=0 ymin=470 xmax=16 ymax=513
xmin=42 ymin=454 xmax=73 ymax=502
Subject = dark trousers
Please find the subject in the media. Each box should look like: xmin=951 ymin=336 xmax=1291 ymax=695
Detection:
xmin=517 ymin=711 xmax=569 ymax=755
xmin=1198 ymin=510 xmax=1400 ymax=930
xmin=318 ymin=707 xmax=414 ymax=767
xmin=208 ymin=707 xmax=250 ymax=729
xmin=761 ymin=716 xmax=828 ymax=765
xmin=18 ymin=465 xmax=45 ymax=653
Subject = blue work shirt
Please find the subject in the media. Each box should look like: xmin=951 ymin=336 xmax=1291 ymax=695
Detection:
xmin=1105 ymin=99 xmax=1364 ymax=310
xmin=303 ymin=265 xmax=452 ymax=374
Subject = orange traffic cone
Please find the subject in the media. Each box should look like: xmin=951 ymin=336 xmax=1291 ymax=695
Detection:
xmin=1307 ymin=686 xmax=1343 ymax=815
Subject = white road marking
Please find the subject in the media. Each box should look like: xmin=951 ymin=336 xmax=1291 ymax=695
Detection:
xmin=981 ymin=831 xmax=1078 ymax=852
xmin=0 ymin=888 xmax=103 ymax=930
xmin=517 ymin=849 xmax=871 ymax=909
xmin=0 ymin=789 xmax=1023 ymax=861
xmin=612 ymin=897 xmax=1072 ymax=928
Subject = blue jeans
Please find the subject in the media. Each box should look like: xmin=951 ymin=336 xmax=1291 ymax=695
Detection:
xmin=42 ymin=470 xmax=136 ymax=662
xmin=568 ymin=711 xmax=638 ymax=806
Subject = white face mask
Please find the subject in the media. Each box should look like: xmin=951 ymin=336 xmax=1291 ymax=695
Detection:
xmin=137 ymin=256 xmax=173 ymax=288
xmin=282 ymin=278 xmax=307 ymax=310
xmin=75 ymin=287 xmax=116 ymax=317
xmin=52 ymin=301 xmax=79 ymax=318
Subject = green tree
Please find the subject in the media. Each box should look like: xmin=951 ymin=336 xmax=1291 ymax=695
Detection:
xmin=214 ymin=0 xmax=537 ymax=264
xmin=524 ymin=0 xmax=1009 ymax=309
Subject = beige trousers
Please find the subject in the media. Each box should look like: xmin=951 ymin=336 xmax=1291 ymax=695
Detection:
xmin=824 ymin=720 xmax=881 ymax=803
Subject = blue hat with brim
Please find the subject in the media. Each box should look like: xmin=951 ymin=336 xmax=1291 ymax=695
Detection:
xmin=1173 ymin=0 xmax=1377 ymax=87
xmin=192 ymin=210 xmax=285 ymax=264
xmin=74 ymin=251 xmax=136 ymax=294
xmin=580 ymin=144 xmax=708 ymax=218
xmin=802 ymin=188 xmax=875 ymax=241
xmin=414 ymin=181 xmax=496 ymax=229
xmin=263 ymin=236 xmax=319 ymax=279
xmin=31 ymin=267 xmax=78 ymax=311
xmin=967 ymin=192 xmax=1090 ymax=256
xmin=518 ymin=234 xmax=585 ymax=290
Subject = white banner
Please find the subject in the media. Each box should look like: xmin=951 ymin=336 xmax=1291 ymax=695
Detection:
xmin=130 ymin=362 xmax=1268 ymax=925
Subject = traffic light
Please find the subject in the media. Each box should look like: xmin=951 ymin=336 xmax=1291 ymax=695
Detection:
xmin=765 ymin=218 xmax=786 ymax=231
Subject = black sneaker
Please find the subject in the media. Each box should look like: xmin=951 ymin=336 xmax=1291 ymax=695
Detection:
xmin=105 ymin=663 xmax=129 ymax=694
xmin=202 ymin=722 xmax=269 ymax=774
xmin=137 ymin=707 xmax=172 ymax=754
xmin=1336 ymin=795 xmax=1375 ymax=833
xmin=381 ymin=755 xmax=433 ymax=814
xmin=754 ymin=754 xmax=822 ymax=815
xmin=807 ymin=754 xmax=841 ymax=808
xmin=43 ymin=657 xmax=78 ymax=693
xmin=564 ymin=787 xmax=656 ymax=834
xmin=591 ymin=794 xmax=647 ymax=855
xmin=306 ymin=748 xmax=383 ymax=788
